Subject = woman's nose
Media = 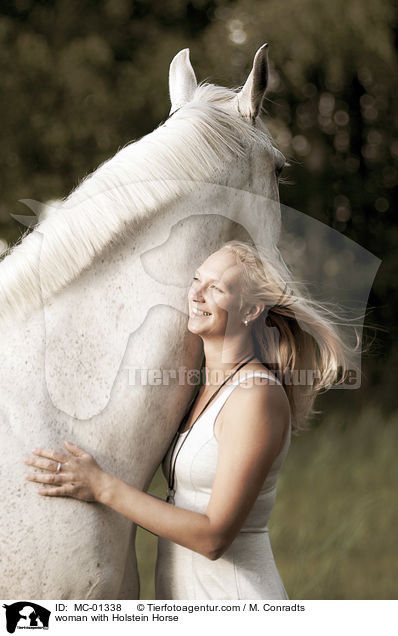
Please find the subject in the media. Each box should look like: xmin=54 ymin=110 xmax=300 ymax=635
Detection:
xmin=190 ymin=282 xmax=205 ymax=301
xmin=192 ymin=291 xmax=204 ymax=302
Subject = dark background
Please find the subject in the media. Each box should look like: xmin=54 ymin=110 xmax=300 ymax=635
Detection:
xmin=1 ymin=0 xmax=396 ymax=598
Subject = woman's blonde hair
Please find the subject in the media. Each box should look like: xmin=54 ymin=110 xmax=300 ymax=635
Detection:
xmin=220 ymin=239 xmax=363 ymax=435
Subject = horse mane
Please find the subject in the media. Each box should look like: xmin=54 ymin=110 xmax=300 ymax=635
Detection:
xmin=0 ymin=82 xmax=274 ymax=324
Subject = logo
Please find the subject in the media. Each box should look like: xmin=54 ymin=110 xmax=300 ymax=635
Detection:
xmin=2 ymin=603 xmax=50 ymax=633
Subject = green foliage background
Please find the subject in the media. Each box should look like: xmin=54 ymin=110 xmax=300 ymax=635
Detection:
xmin=1 ymin=0 xmax=396 ymax=598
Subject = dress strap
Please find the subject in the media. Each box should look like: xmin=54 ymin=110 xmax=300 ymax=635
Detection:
xmin=209 ymin=371 xmax=282 ymax=416
xmin=231 ymin=370 xmax=282 ymax=387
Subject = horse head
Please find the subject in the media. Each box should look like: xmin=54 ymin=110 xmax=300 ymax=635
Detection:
xmin=9 ymin=44 xmax=286 ymax=420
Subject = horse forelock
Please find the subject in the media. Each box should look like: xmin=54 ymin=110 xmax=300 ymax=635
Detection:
xmin=0 ymin=81 xmax=276 ymax=326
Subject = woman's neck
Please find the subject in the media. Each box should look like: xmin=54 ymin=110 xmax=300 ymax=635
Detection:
xmin=201 ymin=334 xmax=255 ymax=384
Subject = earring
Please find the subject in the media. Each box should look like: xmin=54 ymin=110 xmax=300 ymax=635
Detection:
xmin=243 ymin=319 xmax=248 ymax=326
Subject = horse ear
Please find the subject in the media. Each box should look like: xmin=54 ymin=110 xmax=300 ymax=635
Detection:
xmin=169 ymin=48 xmax=197 ymax=115
xmin=237 ymin=43 xmax=269 ymax=121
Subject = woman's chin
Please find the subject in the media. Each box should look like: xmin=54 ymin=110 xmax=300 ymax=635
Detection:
xmin=187 ymin=315 xmax=212 ymax=334
xmin=187 ymin=319 xmax=203 ymax=334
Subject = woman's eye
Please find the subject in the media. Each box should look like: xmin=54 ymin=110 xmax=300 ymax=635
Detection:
xmin=192 ymin=277 xmax=223 ymax=292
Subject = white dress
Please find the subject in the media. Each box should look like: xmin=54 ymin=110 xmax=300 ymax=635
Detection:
xmin=155 ymin=371 xmax=291 ymax=600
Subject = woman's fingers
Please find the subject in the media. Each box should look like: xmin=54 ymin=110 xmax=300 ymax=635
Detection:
xmin=25 ymin=471 xmax=68 ymax=485
xmin=27 ymin=442 xmax=90 ymax=469
xmin=24 ymin=456 xmax=60 ymax=472
xmin=37 ymin=484 xmax=76 ymax=497
xmin=64 ymin=441 xmax=88 ymax=457
xmin=31 ymin=447 xmax=68 ymax=463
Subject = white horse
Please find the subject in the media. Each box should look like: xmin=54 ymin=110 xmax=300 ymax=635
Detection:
xmin=0 ymin=45 xmax=287 ymax=599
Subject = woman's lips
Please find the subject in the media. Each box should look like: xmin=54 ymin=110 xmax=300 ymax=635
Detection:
xmin=190 ymin=306 xmax=212 ymax=317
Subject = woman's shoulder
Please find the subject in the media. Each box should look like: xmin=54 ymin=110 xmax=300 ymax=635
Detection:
xmin=234 ymin=360 xmax=282 ymax=386
xmin=224 ymin=360 xmax=290 ymax=424
xmin=216 ymin=361 xmax=290 ymax=451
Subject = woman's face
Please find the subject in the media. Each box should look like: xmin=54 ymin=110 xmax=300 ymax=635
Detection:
xmin=187 ymin=249 xmax=246 ymax=337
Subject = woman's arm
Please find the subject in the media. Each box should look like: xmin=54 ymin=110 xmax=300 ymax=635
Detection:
xmin=25 ymin=383 xmax=289 ymax=561
xmin=25 ymin=444 xmax=222 ymax=560
xmin=204 ymin=381 xmax=290 ymax=557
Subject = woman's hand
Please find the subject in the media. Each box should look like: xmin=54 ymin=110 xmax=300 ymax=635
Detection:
xmin=24 ymin=441 xmax=107 ymax=502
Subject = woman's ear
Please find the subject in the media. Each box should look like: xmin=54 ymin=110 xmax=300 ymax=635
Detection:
xmin=245 ymin=303 xmax=266 ymax=322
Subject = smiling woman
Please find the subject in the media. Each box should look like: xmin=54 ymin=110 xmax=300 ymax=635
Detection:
xmin=25 ymin=238 xmax=357 ymax=600
xmin=188 ymin=250 xmax=249 ymax=337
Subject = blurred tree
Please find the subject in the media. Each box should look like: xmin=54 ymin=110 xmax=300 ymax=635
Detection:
xmin=0 ymin=0 xmax=221 ymax=242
